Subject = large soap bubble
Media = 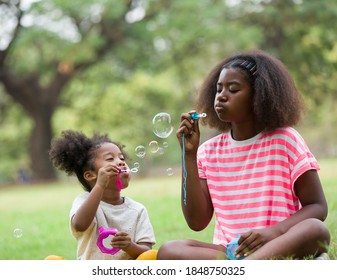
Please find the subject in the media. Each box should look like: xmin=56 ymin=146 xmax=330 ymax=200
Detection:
xmin=152 ymin=112 xmax=174 ymax=138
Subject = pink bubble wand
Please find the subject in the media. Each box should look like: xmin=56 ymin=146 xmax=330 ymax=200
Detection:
xmin=96 ymin=226 xmax=120 ymax=255
xmin=116 ymin=169 xmax=123 ymax=191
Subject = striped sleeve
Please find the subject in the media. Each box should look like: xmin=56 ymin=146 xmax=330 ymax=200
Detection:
xmin=278 ymin=127 xmax=320 ymax=187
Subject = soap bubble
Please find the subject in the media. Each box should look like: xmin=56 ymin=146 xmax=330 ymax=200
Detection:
xmin=158 ymin=147 xmax=165 ymax=155
xmin=135 ymin=145 xmax=146 ymax=158
xmin=152 ymin=112 xmax=174 ymax=138
xmin=130 ymin=167 xmax=139 ymax=173
xmin=13 ymin=228 xmax=23 ymax=238
xmin=166 ymin=168 xmax=174 ymax=176
xmin=133 ymin=162 xmax=140 ymax=169
xmin=149 ymin=141 xmax=159 ymax=153
xmin=163 ymin=142 xmax=169 ymax=148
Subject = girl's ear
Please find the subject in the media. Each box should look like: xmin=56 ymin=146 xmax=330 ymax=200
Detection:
xmin=84 ymin=170 xmax=97 ymax=182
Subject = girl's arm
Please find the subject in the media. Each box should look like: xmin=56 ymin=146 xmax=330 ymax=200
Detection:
xmin=182 ymin=155 xmax=214 ymax=231
xmin=123 ymin=242 xmax=153 ymax=260
xmin=111 ymin=232 xmax=152 ymax=259
xmin=272 ymin=169 xmax=328 ymax=235
xmin=71 ymin=184 xmax=105 ymax=232
xmin=236 ymin=169 xmax=328 ymax=256
xmin=72 ymin=164 xmax=119 ymax=232
xmin=177 ymin=112 xmax=214 ymax=231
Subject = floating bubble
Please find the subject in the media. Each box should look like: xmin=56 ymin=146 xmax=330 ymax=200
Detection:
xmin=133 ymin=162 xmax=140 ymax=169
xmin=13 ymin=228 xmax=23 ymax=238
xmin=130 ymin=167 xmax=139 ymax=173
xmin=158 ymin=147 xmax=165 ymax=155
xmin=162 ymin=142 xmax=169 ymax=148
xmin=135 ymin=145 xmax=146 ymax=158
xmin=152 ymin=112 xmax=174 ymax=138
xmin=149 ymin=141 xmax=159 ymax=153
xmin=166 ymin=168 xmax=174 ymax=176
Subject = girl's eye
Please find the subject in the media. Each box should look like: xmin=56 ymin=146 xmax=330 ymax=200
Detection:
xmin=107 ymin=158 xmax=114 ymax=161
xmin=229 ymin=86 xmax=239 ymax=93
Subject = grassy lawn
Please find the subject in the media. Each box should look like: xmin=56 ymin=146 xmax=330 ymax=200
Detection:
xmin=0 ymin=158 xmax=336 ymax=260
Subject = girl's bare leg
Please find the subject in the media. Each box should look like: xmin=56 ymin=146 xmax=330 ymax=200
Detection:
xmin=158 ymin=219 xmax=329 ymax=260
xmin=157 ymin=239 xmax=226 ymax=260
xmin=245 ymin=218 xmax=330 ymax=260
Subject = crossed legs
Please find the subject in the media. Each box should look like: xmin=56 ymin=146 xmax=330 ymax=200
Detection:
xmin=157 ymin=218 xmax=330 ymax=260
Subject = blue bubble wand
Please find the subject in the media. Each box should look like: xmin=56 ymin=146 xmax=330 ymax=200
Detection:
xmin=182 ymin=112 xmax=207 ymax=205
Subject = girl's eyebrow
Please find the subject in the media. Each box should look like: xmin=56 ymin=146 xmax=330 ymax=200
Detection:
xmin=103 ymin=152 xmax=124 ymax=158
xmin=102 ymin=152 xmax=113 ymax=158
xmin=217 ymin=81 xmax=241 ymax=86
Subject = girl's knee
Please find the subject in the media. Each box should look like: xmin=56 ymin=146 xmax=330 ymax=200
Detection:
xmin=313 ymin=219 xmax=330 ymax=244
xmin=300 ymin=218 xmax=330 ymax=248
xmin=157 ymin=240 xmax=180 ymax=260
xmin=157 ymin=240 xmax=192 ymax=260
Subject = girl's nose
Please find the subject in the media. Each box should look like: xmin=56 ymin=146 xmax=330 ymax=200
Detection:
xmin=217 ymin=91 xmax=228 ymax=102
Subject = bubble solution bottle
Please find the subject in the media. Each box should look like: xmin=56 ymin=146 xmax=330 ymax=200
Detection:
xmin=226 ymin=235 xmax=245 ymax=260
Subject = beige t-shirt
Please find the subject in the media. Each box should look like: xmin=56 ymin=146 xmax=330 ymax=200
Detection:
xmin=69 ymin=192 xmax=156 ymax=260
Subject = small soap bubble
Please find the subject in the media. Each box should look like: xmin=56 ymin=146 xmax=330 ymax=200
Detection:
xmin=130 ymin=167 xmax=139 ymax=173
xmin=135 ymin=145 xmax=146 ymax=158
xmin=149 ymin=141 xmax=159 ymax=153
xmin=133 ymin=162 xmax=140 ymax=169
xmin=152 ymin=112 xmax=174 ymax=138
xmin=13 ymin=228 xmax=23 ymax=238
xmin=163 ymin=142 xmax=169 ymax=148
xmin=166 ymin=168 xmax=174 ymax=176
xmin=158 ymin=147 xmax=165 ymax=155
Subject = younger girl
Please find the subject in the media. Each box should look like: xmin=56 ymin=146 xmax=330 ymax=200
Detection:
xmin=157 ymin=49 xmax=330 ymax=260
xmin=49 ymin=130 xmax=156 ymax=260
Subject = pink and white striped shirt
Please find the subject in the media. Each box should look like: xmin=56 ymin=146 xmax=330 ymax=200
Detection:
xmin=197 ymin=127 xmax=319 ymax=246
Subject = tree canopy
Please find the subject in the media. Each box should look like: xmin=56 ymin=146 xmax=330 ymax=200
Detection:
xmin=0 ymin=0 xmax=336 ymax=183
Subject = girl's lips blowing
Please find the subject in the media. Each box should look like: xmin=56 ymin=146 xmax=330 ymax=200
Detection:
xmin=119 ymin=169 xmax=130 ymax=177
xmin=214 ymin=103 xmax=225 ymax=112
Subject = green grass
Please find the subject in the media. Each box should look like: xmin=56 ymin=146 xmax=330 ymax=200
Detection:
xmin=0 ymin=175 xmax=214 ymax=260
xmin=0 ymin=158 xmax=336 ymax=260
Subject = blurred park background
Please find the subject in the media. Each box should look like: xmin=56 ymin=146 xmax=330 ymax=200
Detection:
xmin=0 ymin=0 xmax=337 ymax=259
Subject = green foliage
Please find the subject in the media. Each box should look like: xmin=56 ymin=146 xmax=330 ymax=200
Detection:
xmin=0 ymin=91 xmax=32 ymax=182
xmin=1 ymin=0 xmax=337 ymax=181
xmin=53 ymin=69 xmax=185 ymax=169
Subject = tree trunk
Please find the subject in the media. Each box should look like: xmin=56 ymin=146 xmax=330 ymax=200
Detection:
xmin=29 ymin=111 xmax=56 ymax=181
xmin=0 ymin=71 xmax=61 ymax=181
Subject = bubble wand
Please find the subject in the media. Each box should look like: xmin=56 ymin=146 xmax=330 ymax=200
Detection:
xmin=116 ymin=169 xmax=123 ymax=191
xmin=96 ymin=226 xmax=121 ymax=255
xmin=182 ymin=112 xmax=207 ymax=205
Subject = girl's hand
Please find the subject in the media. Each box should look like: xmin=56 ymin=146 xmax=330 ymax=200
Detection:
xmin=96 ymin=164 xmax=119 ymax=189
xmin=110 ymin=231 xmax=132 ymax=249
xmin=176 ymin=111 xmax=200 ymax=155
xmin=235 ymin=227 xmax=280 ymax=258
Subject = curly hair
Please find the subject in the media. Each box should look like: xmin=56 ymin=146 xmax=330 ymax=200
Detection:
xmin=49 ymin=130 xmax=128 ymax=192
xmin=196 ymin=49 xmax=305 ymax=132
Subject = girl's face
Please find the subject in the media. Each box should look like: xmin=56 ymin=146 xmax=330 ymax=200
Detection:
xmin=214 ymin=67 xmax=254 ymax=124
xmin=94 ymin=142 xmax=131 ymax=189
